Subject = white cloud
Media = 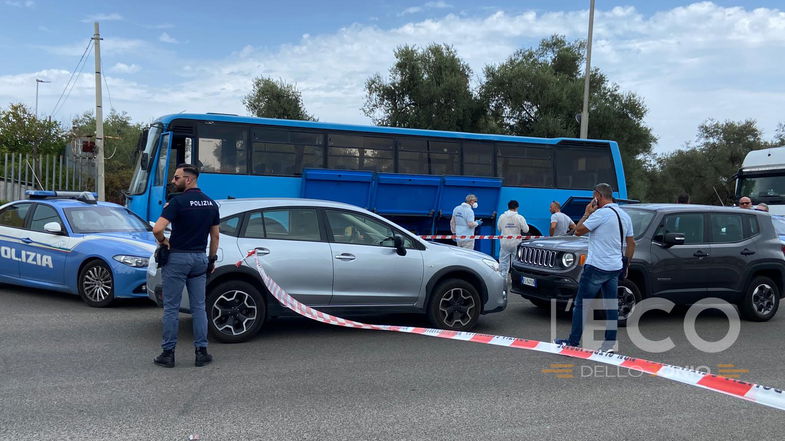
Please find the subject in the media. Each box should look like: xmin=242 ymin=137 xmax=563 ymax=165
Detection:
xmin=400 ymin=6 xmax=422 ymax=15
xmin=5 ymin=1 xmax=34 ymax=7
xmin=81 ymin=13 xmax=123 ymax=23
xmin=159 ymin=32 xmax=178 ymax=44
xmin=400 ymin=1 xmax=452 ymax=16
xmin=4 ymin=3 xmax=784 ymax=153
xmin=110 ymin=63 xmax=141 ymax=74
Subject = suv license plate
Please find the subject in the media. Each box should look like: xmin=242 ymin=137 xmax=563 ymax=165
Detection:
xmin=522 ymin=276 xmax=537 ymax=287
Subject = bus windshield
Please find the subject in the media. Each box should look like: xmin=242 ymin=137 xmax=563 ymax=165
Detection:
xmin=128 ymin=125 xmax=162 ymax=195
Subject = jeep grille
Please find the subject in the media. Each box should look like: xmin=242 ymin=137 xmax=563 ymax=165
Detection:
xmin=517 ymin=246 xmax=557 ymax=268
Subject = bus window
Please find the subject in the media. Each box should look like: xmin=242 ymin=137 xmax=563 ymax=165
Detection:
xmin=496 ymin=143 xmax=554 ymax=187
xmin=428 ymin=141 xmax=460 ymax=175
xmin=252 ymin=128 xmax=324 ymax=176
xmin=554 ymin=144 xmax=615 ymax=190
xmin=463 ymin=141 xmax=494 ymax=177
xmin=197 ymin=123 xmax=248 ymax=174
xmin=397 ymin=138 xmax=428 ymax=174
xmin=328 ymin=134 xmax=394 ymax=172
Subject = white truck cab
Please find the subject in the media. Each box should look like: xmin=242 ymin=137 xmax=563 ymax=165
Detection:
xmin=736 ymin=146 xmax=785 ymax=215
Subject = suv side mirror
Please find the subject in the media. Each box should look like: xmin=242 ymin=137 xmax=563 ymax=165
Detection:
xmin=393 ymin=235 xmax=407 ymax=256
xmin=43 ymin=222 xmax=63 ymax=234
xmin=663 ymin=232 xmax=686 ymax=247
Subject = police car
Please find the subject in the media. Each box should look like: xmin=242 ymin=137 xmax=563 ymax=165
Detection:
xmin=0 ymin=191 xmax=157 ymax=307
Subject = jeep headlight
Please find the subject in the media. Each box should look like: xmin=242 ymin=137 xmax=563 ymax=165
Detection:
xmin=113 ymin=255 xmax=150 ymax=268
xmin=561 ymin=253 xmax=575 ymax=267
xmin=482 ymin=258 xmax=500 ymax=272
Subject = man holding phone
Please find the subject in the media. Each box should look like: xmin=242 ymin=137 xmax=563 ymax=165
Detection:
xmin=554 ymin=183 xmax=634 ymax=352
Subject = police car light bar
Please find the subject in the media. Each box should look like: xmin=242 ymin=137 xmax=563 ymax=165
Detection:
xmin=26 ymin=190 xmax=98 ymax=204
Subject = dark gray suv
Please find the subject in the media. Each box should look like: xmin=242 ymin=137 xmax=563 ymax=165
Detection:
xmin=510 ymin=204 xmax=785 ymax=323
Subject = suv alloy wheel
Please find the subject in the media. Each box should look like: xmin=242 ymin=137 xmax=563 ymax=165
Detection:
xmin=207 ymin=280 xmax=266 ymax=343
xmin=427 ymin=279 xmax=481 ymax=331
xmin=740 ymin=276 xmax=780 ymax=322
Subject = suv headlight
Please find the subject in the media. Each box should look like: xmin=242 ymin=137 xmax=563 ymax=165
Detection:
xmin=113 ymin=255 xmax=149 ymax=268
xmin=482 ymin=258 xmax=500 ymax=272
xmin=561 ymin=253 xmax=575 ymax=267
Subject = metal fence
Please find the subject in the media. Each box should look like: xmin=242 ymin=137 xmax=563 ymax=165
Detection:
xmin=0 ymin=153 xmax=96 ymax=202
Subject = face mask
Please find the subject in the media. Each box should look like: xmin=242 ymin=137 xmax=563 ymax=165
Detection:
xmin=471 ymin=202 xmax=478 ymax=209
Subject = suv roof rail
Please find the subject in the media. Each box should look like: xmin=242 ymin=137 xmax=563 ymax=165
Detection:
xmin=26 ymin=190 xmax=98 ymax=204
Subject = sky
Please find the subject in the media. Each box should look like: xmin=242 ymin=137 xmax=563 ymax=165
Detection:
xmin=0 ymin=0 xmax=783 ymax=154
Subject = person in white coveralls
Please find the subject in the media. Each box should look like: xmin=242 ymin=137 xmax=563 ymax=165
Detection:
xmin=450 ymin=194 xmax=482 ymax=249
xmin=497 ymin=200 xmax=529 ymax=278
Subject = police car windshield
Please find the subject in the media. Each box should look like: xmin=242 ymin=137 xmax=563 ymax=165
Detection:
xmin=64 ymin=206 xmax=151 ymax=234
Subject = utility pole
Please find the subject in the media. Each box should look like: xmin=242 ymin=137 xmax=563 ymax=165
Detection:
xmin=35 ymin=79 xmax=50 ymax=117
xmin=579 ymin=0 xmax=595 ymax=139
xmin=93 ymin=22 xmax=105 ymax=200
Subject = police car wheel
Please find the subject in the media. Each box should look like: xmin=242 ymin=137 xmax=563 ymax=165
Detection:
xmin=427 ymin=279 xmax=481 ymax=331
xmin=207 ymin=281 xmax=266 ymax=343
xmin=78 ymin=260 xmax=115 ymax=308
xmin=740 ymin=276 xmax=779 ymax=322
xmin=617 ymin=279 xmax=642 ymax=327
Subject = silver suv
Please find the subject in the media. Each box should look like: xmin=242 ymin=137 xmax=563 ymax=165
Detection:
xmin=147 ymin=198 xmax=507 ymax=342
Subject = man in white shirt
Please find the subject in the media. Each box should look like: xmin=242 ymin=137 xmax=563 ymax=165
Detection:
xmin=450 ymin=194 xmax=482 ymax=249
xmin=549 ymin=201 xmax=575 ymax=236
xmin=554 ymin=183 xmax=635 ymax=352
xmin=497 ymin=200 xmax=529 ymax=278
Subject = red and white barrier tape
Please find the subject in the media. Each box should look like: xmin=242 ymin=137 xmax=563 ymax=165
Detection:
xmin=237 ymin=250 xmax=785 ymax=412
xmin=420 ymin=234 xmax=543 ymax=240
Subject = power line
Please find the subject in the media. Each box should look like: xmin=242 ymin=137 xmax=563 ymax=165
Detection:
xmin=50 ymin=38 xmax=93 ymax=118
xmin=102 ymin=65 xmax=114 ymax=112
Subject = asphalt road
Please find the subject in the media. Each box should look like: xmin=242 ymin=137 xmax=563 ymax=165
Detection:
xmin=0 ymin=284 xmax=783 ymax=440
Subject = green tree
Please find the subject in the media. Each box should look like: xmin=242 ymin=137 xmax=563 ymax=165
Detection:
xmin=0 ymin=103 xmax=67 ymax=155
xmin=481 ymin=35 xmax=656 ymax=199
xmin=363 ymin=44 xmax=492 ymax=132
xmin=243 ymin=77 xmax=316 ymax=121
xmin=773 ymin=123 xmax=785 ymax=146
xmin=648 ymin=119 xmax=766 ymax=205
xmin=71 ymin=110 xmax=145 ymax=202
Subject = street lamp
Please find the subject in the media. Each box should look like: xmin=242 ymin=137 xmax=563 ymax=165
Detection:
xmin=35 ymin=78 xmax=50 ymax=118
xmin=579 ymin=0 xmax=596 ymax=139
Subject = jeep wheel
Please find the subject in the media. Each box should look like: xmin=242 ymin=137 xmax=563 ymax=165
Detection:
xmin=78 ymin=260 xmax=114 ymax=307
xmin=207 ymin=281 xmax=266 ymax=343
xmin=427 ymin=279 xmax=481 ymax=331
xmin=740 ymin=276 xmax=779 ymax=322
xmin=617 ymin=279 xmax=642 ymax=327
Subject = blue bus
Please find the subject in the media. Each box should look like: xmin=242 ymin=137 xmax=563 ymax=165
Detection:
xmin=125 ymin=113 xmax=627 ymax=256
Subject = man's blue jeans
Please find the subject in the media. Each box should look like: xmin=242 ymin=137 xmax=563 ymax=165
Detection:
xmin=567 ymin=264 xmax=620 ymax=348
xmin=161 ymin=252 xmax=209 ymax=350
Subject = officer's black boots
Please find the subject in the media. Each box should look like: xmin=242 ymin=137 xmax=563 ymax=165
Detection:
xmin=195 ymin=347 xmax=213 ymax=367
xmin=154 ymin=349 xmax=175 ymax=368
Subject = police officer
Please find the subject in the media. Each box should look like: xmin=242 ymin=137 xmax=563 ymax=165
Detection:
xmin=152 ymin=164 xmax=220 ymax=368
